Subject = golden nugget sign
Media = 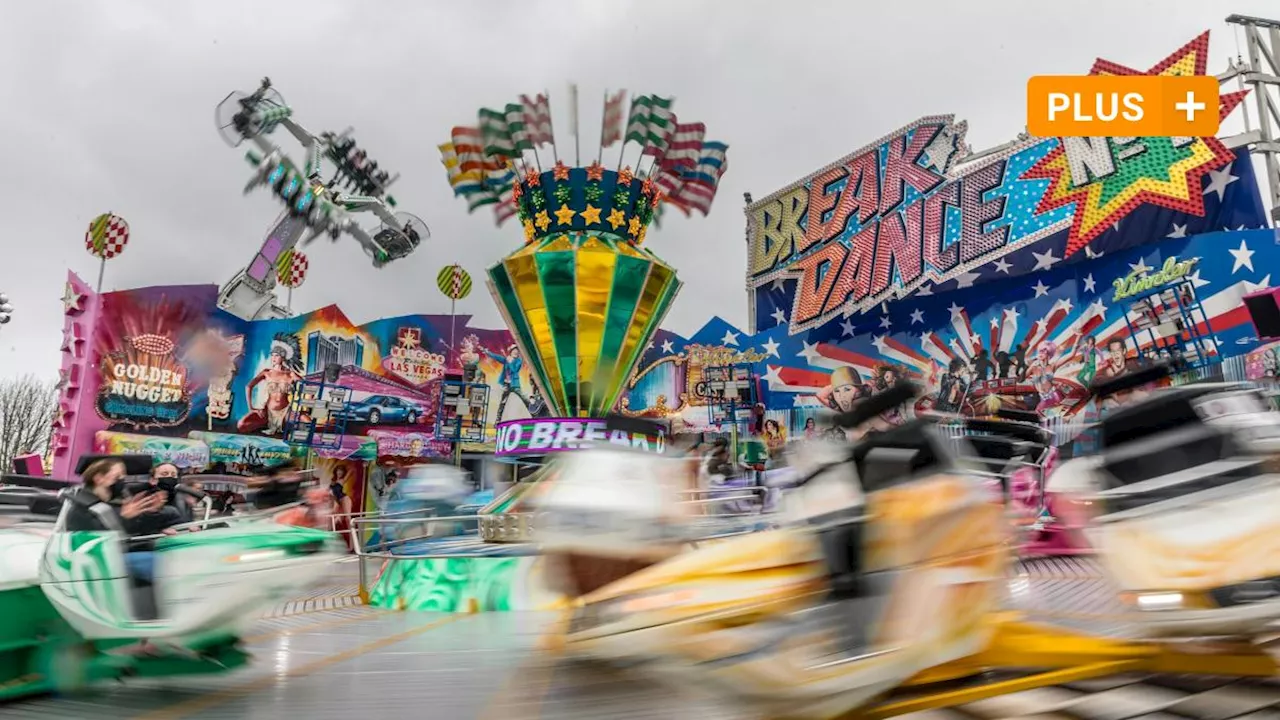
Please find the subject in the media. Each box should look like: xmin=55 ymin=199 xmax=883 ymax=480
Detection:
xmin=747 ymin=33 xmax=1242 ymax=335
xmin=382 ymin=327 xmax=445 ymax=385
xmin=96 ymin=334 xmax=192 ymax=428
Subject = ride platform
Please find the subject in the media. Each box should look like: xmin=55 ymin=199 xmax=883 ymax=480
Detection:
xmin=5 ymin=557 xmax=1280 ymax=720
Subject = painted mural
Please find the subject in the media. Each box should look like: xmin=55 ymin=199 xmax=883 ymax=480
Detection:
xmin=627 ymin=228 xmax=1280 ymax=442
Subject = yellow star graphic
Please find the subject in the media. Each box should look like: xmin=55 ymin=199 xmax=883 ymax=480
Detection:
xmin=636 ymin=227 xmax=647 ymax=245
xmin=522 ymin=220 xmax=535 ymax=242
xmin=554 ymin=205 xmax=577 ymax=226
xmin=607 ymin=209 xmax=626 ymax=230
xmin=628 ymin=216 xmax=642 ymax=237
xmin=535 ymin=210 xmax=551 ymax=232
xmin=580 ymin=204 xmax=602 ymax=225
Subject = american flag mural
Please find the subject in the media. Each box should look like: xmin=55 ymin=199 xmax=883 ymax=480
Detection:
xmin=627 ymin=227 xmax=1280 ymax=435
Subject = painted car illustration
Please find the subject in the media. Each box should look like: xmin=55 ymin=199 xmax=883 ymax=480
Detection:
xmin=335 ymin=394 xmax=424 ymax=425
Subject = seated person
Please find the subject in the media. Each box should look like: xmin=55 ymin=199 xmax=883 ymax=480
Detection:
xmin=66 ymin=458 xmax=169 ymax=583
xmin=126 ymin=461 xmax=187 ymax=531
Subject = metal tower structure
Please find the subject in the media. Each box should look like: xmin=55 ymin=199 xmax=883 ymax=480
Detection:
xmin=1222 ymin=15 xmax=1280 ymax=225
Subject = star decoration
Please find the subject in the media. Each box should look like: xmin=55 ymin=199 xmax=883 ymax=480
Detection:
xmin=760 ymin=338 xmax=780 ymax=358
xmin=607 ymin=209 xmax=626 ymax=230
xmin=54 ymin=403 xmax=74 ymax=429
xmin=1032 ymin=280 xmax=1050 ymax=298
xmin=947 ymin=302 xmax=965 ymax=320
xmin=525 ymin=168 xmax=541 ymax=187
xmin=1244 ymin=275 xmax=1272 ymax=294
xmin=1187 ymin=269 xmax=1210 ymax=289
xmin=1020 ymin=32 xmax=1249 ymax=258
xmin=954 ymin=271 xmax=981 ymax=289
xmin=1229 ymin=238 xmax=1255 ymax=273
xmin=990 ymin=316 xmax=1001 ymax=329
xmin=1031 ymin=249 xmax=1061 ymax=272
xmin=771 ymin=308 xmax=787 ymax=325
xmin=761 ymin=365 xmax=783 ymax=388
xmin=613 ymin=189 xmax=630 ymax=207
xmin=840 ymin=318 xmax=855 ymax=337
xmin=992 ymin=258 xmax=1012 ymax=274
xmin=916 ymin=284 xmax=933 ymax=297
xmin=584 ymin=184 xmax=603 ymax=203
xmin=522 ymin=220 xmax=536 ymax=243
xmin=512 ymin=182 xmax=524 ymax=200
xmin=60 ymin=322 xmax=83 ymax=354
xmin=636 ymin=227 xmax=647 ymax=245
xmin=721 ymin=330 xmax=740 ymax=346
xmin=586 ymin=162 xmax=604 ymax=181
xmin=642 ymin=178 xmax=657 ymax=197
xmin=554 ymin=205 xmax=577 ymax=226
xmin=1083 ymin=273 xmax=1096 ymax=293
xmin=552 ymin=161 xmax=570 ymax=181
xmin=618 ymin=166 xmax=634 ymax=186
xmin=879 ymin=315 xmax=892 ymax=329
xmin=1167 ymin=223 xmax=1188 ymax=239
xmin=554 ymin=185 xmax=572 ymax=204
xmin=534 ymin=210 xmax=551 ymax=232
xmin=628 ymin=216 xmax=642 ymax=237
xmin=580 ymin=205 xmax=602 ymax=225
xmin=1129 ymin=258 xmax=1152 ymax=275
xmin=531 ymin=192 xmax=546 ymax=209
xmin=770 ymin=277 xmax=786 ymax=292
xmin=797 ymin=340 xmax=822 ymax=364
xmin=1202 ymin=167 xmax=1239 ymax=202
xmin=62 ymin=282 xmax=85 ymax=315
xmin=910 ymin=309 xmax=925 ymax=324
xmin=661 ymin=339 xmax=674 ymax=354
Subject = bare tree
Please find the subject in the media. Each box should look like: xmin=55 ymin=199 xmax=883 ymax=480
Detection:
xmin=0 ymin=374 xmax=59 ymax=472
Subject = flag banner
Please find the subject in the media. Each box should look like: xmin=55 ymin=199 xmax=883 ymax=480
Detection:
xmin=601 ymin=89 xmax=627 ymax=147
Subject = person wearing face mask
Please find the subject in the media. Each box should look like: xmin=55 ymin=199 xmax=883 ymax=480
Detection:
xmin=66 ymin=458 xmax=168 ymax=582
xmin=122 ymin=462 xmax=186 ymax=534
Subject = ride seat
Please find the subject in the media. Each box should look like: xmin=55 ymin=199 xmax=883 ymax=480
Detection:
xmin=1099 ymin=388 xmax=1215 ymax=448
xmin=852 ymin=420 xmax=943 ymax=494
xmin=1100 ymin=422 xmax=1235 ymax=488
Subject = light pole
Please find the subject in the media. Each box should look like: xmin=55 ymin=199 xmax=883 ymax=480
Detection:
xmin=0 ymin=293 xmax=12 ymax=326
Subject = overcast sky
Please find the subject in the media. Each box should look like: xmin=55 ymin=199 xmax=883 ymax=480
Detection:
xmin=1 ymin=0 xmax=1275 ymax=382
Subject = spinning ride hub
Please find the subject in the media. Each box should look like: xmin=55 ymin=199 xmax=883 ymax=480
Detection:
xmin=487 ymin=166 xmax=681 ymax=418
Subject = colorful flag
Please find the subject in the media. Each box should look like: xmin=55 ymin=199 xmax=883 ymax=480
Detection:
xmin=601 ymin=90 xmax=626 ymax=147
xmin=438 ymin=142 xmax=484 ymax=196
xmin=624 ymin=95 xmax=675 ymax=154
xmin=520 ymin=93 xmax=553 ymax=146
xmin=659 ymin=120 xmax=706 ymax=167
xmin=479 ymin=104 xmax=533 ymax=158
xmin=653 ymin=142 xmax=729 ymax=217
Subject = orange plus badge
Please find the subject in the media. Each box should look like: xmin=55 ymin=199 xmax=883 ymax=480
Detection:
xmin=1026 ymin=75 xmax=1220 ymax=137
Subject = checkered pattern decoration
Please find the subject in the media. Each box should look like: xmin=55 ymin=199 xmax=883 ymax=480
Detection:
xmin=436 ymin=264 xmax=472 ymax=300
xmin=276 ymin=249 xmax=309 ymax=288
xmin=85 ymin=213 xmax=129 ymax=259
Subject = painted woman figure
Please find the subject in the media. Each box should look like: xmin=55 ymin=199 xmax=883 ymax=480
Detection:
xmin=458 ymin=335 xmax=482 ymax=383
xmin=238 ymin=333 xmax=303 ymax=436
xmin=1073 ymin=335 xmax=1100 ymax=387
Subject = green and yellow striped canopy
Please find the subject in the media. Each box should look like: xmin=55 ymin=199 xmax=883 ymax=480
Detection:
xmin=487 ymin=232 xmax=681 ymax=418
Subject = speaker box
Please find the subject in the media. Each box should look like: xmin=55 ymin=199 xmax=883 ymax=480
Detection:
xmin=11 ymin=454 xmax=43 ymax=476
xmin=323 ymin=363 xmax=342 ymax=383
xmin=1243 ymin=287 xmax=1280 ymax=341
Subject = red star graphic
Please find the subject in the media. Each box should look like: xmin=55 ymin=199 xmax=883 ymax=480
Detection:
xmin=1022 ymin=32 xmax=1250 ymax=258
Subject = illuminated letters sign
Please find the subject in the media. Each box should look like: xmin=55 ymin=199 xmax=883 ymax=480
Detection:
xmin=494 ymin=418 xmax=667 ymax=457
xmin=95 ymin=334 xmax=193 ymax=428
xmin=382 ymin=326 xmax=446 ymax=386
xmin=1113 ymin=256 xmax=1200 ymax=302
xmin=748 ymin=33 xmax=1244 ymax=335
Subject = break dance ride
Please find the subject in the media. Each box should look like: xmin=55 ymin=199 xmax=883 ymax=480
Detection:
xmin=555 ymin=379 xmax=1280 ymax=719
xmin=0 ymin=456 xmax=343 ymax=700
xmin=215 ymin=77 xmax=430 ymax=320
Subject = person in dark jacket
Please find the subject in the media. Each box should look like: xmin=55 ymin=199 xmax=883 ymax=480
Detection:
xmin=131 ymin=462 xmax=189 ymax=527
xmin=66 ymin=458 xmax=168 ymax=581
